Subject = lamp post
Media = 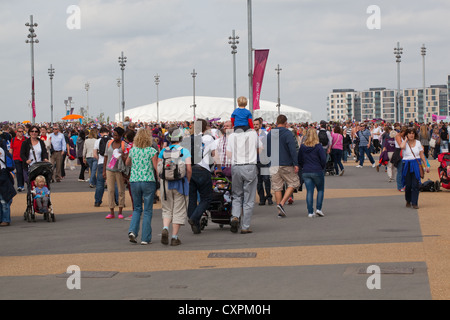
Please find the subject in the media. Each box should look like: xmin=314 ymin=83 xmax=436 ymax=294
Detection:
xmin=421 ymin=44 xmax=426 ymax=122
xmin=275 ymin=64 xmax=282 ymax=115
xmin=191 ymin=69 xmax=197 ymax=120
xmin=247 ymin=0 xmax=254 ymax=115
xmin=116 ymin=78 xmax=121 ymax=122
xmin=229 ymin=30 xmax=239 ymax=110
xmin=25 ymin=15 xmax=39 ymax=124
xmin=118 ymin=51 xmax=127 ymax=122
xmin=394 ymin=42 xmax=403 ymax=123
xmin=85 ymin=82 xmax=90 ymax=123
xmin=154 ymin=74 xmax=160 ymax=124
xmin=48 ymin=64 xmax=55 ymax=125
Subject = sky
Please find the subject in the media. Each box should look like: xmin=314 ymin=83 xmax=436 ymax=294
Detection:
xmin=2 ymin=0 xmax=450 ymax=123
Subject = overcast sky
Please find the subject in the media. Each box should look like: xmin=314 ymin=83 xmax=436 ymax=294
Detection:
xmin=2 ymin=0 xmax=450 ymax=123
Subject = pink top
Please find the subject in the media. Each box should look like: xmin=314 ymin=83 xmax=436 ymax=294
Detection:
xmin=331 ymin=133 xmax=343 ymax=150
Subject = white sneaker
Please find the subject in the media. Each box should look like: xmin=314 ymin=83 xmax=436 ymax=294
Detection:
xmin=371 ymin=163 xmax=376 ymax=168
xmin=308 ymin=213 xmax=316 ymax=218
xmin=315 ymin=210 xmax=324 ymax=217
xmin=356 ymin=165 xmax=363 ymax=168
xmin=128 ymin=232 xmax=137 ymax=243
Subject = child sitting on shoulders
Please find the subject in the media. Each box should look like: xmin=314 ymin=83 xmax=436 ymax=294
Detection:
xmin=231 ymin=96 xmax=254 ymax=132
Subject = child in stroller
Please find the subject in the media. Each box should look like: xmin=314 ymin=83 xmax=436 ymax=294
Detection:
xmin=32 ymin=175 xmax=50 ymax=213
xmin=200 ymin=175 xmax=232 ymax=230
xmin=25 ymin=162 xmax=55 ymax=222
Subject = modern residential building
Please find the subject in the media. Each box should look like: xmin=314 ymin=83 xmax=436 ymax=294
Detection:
xmin=327 ymin=89 xmax=359 ymax=122
xmin=403 ymin=85 xmax=448 ymax=123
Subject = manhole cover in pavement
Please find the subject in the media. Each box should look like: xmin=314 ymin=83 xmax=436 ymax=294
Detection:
xmin=56 ymin=271 xmax=119 ymax=278
xmin=208 ymin=252 xmax=257 ymax=258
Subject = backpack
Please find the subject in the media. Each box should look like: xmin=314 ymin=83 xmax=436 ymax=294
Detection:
xmin=99 ymin=136 xmax=111 ymax=156
xmin=157 ymin=146 xmax=186 ymax=181
xmin=0 ymin=137 xmax=15 ymax=172
xmin=318 ymin=130 xmax=329 ymax=147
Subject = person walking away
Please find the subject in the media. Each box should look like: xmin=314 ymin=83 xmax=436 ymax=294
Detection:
xmin=9 ymin=126 xmax=27 ymax=191
xmin=83 ymin=129 xmax=98 ymax=187
xmin=158 ymin=127 xmax=192 ymax=246
xmin=418 ymin=125 xmax=430 ymax=159
xmin=330 ymin=125 xmax=344 ymax=176
xmin=298 ymin=128 xmax=327 ymax=218
xmin=126 ymin=128 xmax=159 ymax=245
xmin=226 ymin=123 xmax=262 ymax=233
xmin=381 ymin=128 xmax=396 ymax=182
xmin=266 ymin=115 xmax=300 ymax=218
xmin=392 ymin=127 xmax=407 ymax=191
xmin=400 ymin=128 xmax=430 ymax=209
xmin=231 ymin=96 xmax=254 ymax=131
xmin=213 ymin=120 xmax=233 ymax=179
xmin=49 ymin=125 xmax=66 ymax=182
xmin=76 ymin=129 xmax=89 ymax=182
xmin=440 ymin=124 xmax=449 ymax=153
xmin=93 ymin=126 xmax=114 ymax=207
xmin=356 ymin=124 xmax=376 ymax=168
xmin=342 ymin=129 xmax=352 ymax=163
xmin=103 ymin=127 xmax=127 ymax=219
xmin=184 ymin=119 xmax=215 ymax=234
xmin=254 ymin=117 xmax=272 ymax=205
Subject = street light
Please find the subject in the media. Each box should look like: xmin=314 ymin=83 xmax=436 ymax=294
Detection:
xmin=48 ymin=64 xmax=55 ymax=125
xmin=229 ymin=30 xmax=239 ymax=110
xmin=394 ymin=42 xmax=403 ymax=123
xmin=191 ymin=69 xmax=197 ymax=120
xmin=25 ymin=15 xmax=39 ymax=124
xmin=275 ymin=64 xmax=282 ymax=115
xmin=118 ymin=51 xmax=127 ymax=122
xmin=116 ymin=78 xmax=121 ymax=121
xmin=154 ymin=74 xmax=160 ymax=123
xmin=247 ymin=0 xmax=254 ymax=115
xmin=421 ymin=44 xmax=427 ymax=122
xmin=85 ymin=82 xmax=90 ymax=123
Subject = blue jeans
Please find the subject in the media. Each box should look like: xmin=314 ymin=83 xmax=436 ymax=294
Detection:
xmin=128 ymin=181 xmax=156 ymax=243
xmin=359 ymin=146 xmax=375 ymax=166
xmin=404 ymin=169 xmax=419 ymax=206
xmin=302 ymin=172 xmax=325 ymax=214
xmin=396 ymin=160 xmax=404 ymax=190
xmin=331 ymin=149 xmax=344 ymax=175
xmin=188 ymin=166 xmax=212 ymax=224
xmin=86 ymin=157 xmax=97 ymax=186
xmin=0 ymin=194 xmax=12 ymax=224
xmin=95 ymin=163 xmax=117 ymax=205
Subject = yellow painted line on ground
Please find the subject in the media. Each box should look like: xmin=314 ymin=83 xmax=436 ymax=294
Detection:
xmin=0 ymin=242 xmax=425 ymax=278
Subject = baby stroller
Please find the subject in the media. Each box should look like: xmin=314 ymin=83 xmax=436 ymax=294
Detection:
xmin=325 ymin=154 xmax=335 ymax=176
xmin=200 ymin=175 xmax=233 ymax=230
xmin=24 ymin=162 xmax=55 ymax=222
xmin=438 ymin=152 xmax=450 ymax=190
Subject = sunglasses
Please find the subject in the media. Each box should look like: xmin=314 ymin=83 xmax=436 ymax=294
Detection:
xmin=30 ymin=130 xmax=39 ymax=133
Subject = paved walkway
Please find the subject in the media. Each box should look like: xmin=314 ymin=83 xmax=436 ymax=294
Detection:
xmin=0 ymin=156 xmax=449 ymax=300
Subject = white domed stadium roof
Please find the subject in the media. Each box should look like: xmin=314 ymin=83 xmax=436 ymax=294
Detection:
xmin=116 ymin=96 xmax=311 ymax=123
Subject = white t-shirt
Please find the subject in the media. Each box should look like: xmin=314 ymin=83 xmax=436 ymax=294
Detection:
xmin=372 ymin=127 xmax=382 ymax=140
xmin=403 ymin=140 xmax=423 ymax=161
xmin=28 ymin=142 xmax=42 ymax=166
xmin=197 ymin=134 xmax=215 ymax=171
xmin=94 ymin=138 xmax=104 ymax=165
xmin=226 ymin=130 xmax=262 ymax=165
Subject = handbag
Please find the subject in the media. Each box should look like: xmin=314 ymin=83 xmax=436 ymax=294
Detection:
xmin=429 ymin=138 xmax=436 ymax=148
xmin=408 ymin=142 xmax=424 ymax=179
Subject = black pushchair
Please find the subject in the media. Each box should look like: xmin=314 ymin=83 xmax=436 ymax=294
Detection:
xmin=325 ymin=154 xmax=335 ymax=176
xmin=200 ymin=175 xmax=233 ymax=230
xmin=24 ymin=162 xmax=55 ymax=222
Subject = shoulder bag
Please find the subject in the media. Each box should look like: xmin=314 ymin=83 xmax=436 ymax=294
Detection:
xmin=408 ymin=142 xmax=424 ymax=179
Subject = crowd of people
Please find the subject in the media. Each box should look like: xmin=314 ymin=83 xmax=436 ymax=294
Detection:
xmin=1 ymin=98 xmax=449 ymax=245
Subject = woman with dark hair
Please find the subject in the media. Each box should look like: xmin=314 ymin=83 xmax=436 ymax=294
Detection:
xmin=330 ymin=125 xmax=344 ymax=176
xmin=400 ymin=128 xmax=430 ymax=209
xmin=103 ymin=127 xmax=127 ymax=219
xmin=20 ymin=125 xmax=49 ymax=183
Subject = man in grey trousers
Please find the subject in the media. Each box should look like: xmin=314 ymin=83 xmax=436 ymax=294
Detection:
xmin=226 ymin=127 xmax=262 ymax=233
